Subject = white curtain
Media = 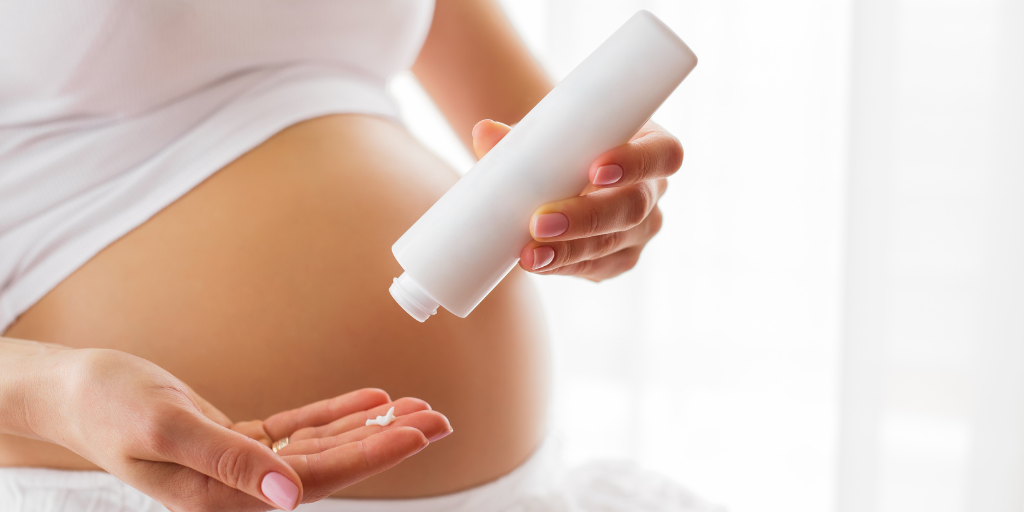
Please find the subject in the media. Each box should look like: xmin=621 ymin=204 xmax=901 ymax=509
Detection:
xmin=840 ymin=0 xmax=1024 ymax=511
xmin=388 ymin=1 xmax=1024 ymax=511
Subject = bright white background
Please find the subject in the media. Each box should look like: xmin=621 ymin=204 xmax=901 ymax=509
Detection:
xmin=389 ymin=1 xmax=1024 ymax=511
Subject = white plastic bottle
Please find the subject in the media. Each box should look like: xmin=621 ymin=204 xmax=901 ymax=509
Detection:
xmin=390 ymin=10 xmax=698 ymax=322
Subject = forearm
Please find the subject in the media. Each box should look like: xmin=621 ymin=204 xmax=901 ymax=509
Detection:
xmin=0 ymin=337 xmax=69 ymax=441
xmin=412 ymin=0 xmax=552 ymax=150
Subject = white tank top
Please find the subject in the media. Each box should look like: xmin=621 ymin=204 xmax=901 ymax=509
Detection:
xmin=0 ymin=0 xmax=435 ymax=332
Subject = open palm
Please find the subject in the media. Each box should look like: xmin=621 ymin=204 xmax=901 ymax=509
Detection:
xmin=230 ymin=389 xmax=452 ymax=504
xmin=50 ymin=348 xmax=451 ymax=512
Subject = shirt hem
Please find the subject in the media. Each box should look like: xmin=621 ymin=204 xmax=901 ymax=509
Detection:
xmin=0 ymin=72 xmax=402 ymax=334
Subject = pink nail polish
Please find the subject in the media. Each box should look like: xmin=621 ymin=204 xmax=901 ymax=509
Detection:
xmin=533 ymin=213 xmax=569 ymax=238
xmin=592 ymin=164 xmax=623 ymax=185
xmin=429 ymin=428 xmax=454 ymax=442
xmin=532 ymin=246 xmax=555 ymax=269
xmin=262 ymin=472 xmax=299 ymax=510
xmin=411 ymin=441 xmax=429 ymax=456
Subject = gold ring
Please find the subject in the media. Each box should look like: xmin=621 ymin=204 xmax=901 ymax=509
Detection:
xmin=271 ymin=436 xmax=290 ymax=453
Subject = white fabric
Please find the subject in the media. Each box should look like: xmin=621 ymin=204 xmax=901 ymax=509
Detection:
xmin=837 ymin=1 xmax=1024 ymax=511
xmin=0 ymin=439 xmax=721 ymax=512
xmin=0 ymin=0 xmax=434 ymax=332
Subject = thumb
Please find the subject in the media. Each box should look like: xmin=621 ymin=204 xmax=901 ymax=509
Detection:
xmin=170 ymin=413 xmax=303 ymax=510
xmin=472 ymin=119 xmax=512 ymax=159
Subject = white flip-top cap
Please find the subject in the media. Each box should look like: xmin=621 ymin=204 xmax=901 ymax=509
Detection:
xmin=390 ymin=272 xmax=439 ymax=322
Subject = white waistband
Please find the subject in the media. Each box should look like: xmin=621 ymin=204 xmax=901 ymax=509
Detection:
xmin=299 ymin=438 xmax=556 ymax=512
xmin=0 ymin=439 xmax=557 ymax=512
xmin=0 ymin=438 xmax=721 ymax=512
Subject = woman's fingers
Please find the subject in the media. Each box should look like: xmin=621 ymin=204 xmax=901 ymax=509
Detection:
xmin=587 ymin=127 xmax=683 ymax=188
xmin=232 ymin=420 xmax=274 ymax=447
xmin=284 ymin=427 xmax=429 ymax=503
xmin=538 ymin=246 xmax=644 ymax=282
xmin=289 ymin=397 xmax=432 ymax=442
xmin=263 ymin=388 xmax=391 ymax=441
xmin=471 ymin=119 xmax=512 ymax=158
xmin=157 ymin=411 xmax=304 ymax=510
xmin=521 ymin=206 xmax=662 ymax=273
xmin=279 ymin=410 xmax=452 ymax=456
xmin=530 ymin=179 xmax=667 ymax=242
xmin=470 ymin=119 xmax=677 ymax=282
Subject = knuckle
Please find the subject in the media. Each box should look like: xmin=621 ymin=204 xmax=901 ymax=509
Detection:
xmin=554 ymin=241 xmax=580 ymax=266
xmin=297 ymin=453 xmax=324 ymax=489
xmin=625 ymin=187 xmax=653 ymax=227
xmin=213 ymin=444 xmax=252 ymax=489
xmin=621 ymin=251 xmax=641 ymax=272
xmin=664 ymin=137 xmax=684 ymax=171
xmin=593 ymin=231 xmax=622 ymax=257
xmin=579 ymin=260 xmax=606 ymax=282
xmin=634 ymin=134 xmax=683 ymax=179
xmin=634 ymin=143 xmax=655 ymax=180
xmin=657 ymin=178 xmax=669 ymax=197
xmin=355 ymin=440 xmax=372 ymax=473
xmin=290 ymin=425 xmax=315 ymax=441
xmin=648 ymin=207 xmax=664 ymax=236
xmin=581 ymin=204 xmax=603 ymax=237
xmin=139 ymin=407 xmax=181 ymax=456
xmin=561 ymin=259 xmax=592 ymax=277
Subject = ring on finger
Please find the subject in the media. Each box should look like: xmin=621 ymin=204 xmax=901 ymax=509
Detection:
xmin=271 ymin=436 xmax=290 ymax=453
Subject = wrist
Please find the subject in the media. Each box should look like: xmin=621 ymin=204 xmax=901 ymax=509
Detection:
xmin=0 ymin=337 xmax=72 ymax=442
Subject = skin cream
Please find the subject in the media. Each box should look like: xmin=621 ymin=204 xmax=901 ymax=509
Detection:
xmin=390 ymin=10 xmax=698 ymax=322
xmin=366 ymin=406 xmax=397 ymax=427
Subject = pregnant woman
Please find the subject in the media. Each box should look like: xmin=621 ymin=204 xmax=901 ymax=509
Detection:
xmin=0 ymin=0 xmax=683 ymax=511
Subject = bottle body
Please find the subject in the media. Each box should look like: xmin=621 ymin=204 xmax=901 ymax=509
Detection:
xmin=391 ymin=10 xmax=698 ymax=321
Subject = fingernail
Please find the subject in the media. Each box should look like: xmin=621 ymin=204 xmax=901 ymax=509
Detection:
xmin=592 ymin=164 xmax=623 ymax=185
xmin=472 ymin=119 xmax=494 ymax=138
xmin=262 ymin=472 xmax=299 ymax=510
xmin=411 ymin=441 xmax=429 ymax=456
xmin=429 ymin=428 xmax=454 ymax=442
xmin=532 ymin=246 xmax=555 ymax=269
xmin=533 ymin=213 xmax=568 ymax=238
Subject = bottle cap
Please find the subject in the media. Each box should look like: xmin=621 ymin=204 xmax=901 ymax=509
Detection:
xmin=390 ymin=272 xmax=439 ymax=322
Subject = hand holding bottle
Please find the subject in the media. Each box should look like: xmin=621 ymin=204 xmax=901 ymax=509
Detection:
xmin=472 ymin=119 xmax=682 ymax=281
xmin=389 ymin=10 xmax=695 ymax=321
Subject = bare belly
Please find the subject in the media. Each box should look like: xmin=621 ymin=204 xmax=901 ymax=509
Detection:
xmin=1 ymin=114 xmax=550 ymax=498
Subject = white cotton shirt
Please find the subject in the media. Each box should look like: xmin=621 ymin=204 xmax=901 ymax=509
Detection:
xmin=0 ymin=0 xmax=435 ymax=332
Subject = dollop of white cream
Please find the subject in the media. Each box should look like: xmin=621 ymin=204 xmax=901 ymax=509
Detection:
xmin=366 ymin=406 xmax=397 ymax=427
